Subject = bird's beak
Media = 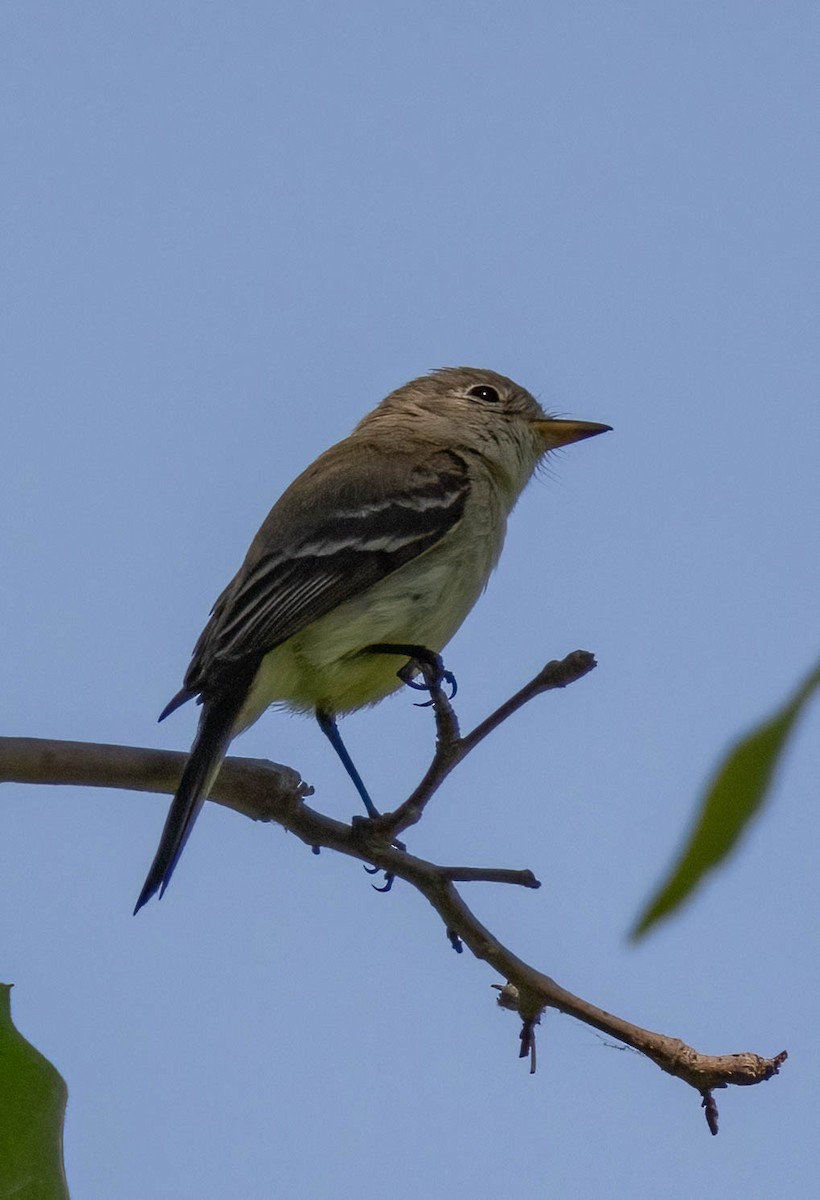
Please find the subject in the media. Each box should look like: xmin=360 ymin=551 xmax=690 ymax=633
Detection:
xmin=534 ymin=418 xmax=612 ymax=449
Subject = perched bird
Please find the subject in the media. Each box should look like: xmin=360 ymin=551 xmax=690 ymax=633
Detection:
xmin=134 ymin=367 xmax=610 ymax=912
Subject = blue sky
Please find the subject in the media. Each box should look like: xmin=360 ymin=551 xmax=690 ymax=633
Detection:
xmin=2 ymin=3 xmax=818 ymax=1196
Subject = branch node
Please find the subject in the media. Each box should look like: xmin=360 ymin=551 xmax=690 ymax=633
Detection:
xmin=492 ymin=981 xmax=520 ymax=1012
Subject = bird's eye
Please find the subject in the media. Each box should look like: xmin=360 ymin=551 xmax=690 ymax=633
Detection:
xmin=466 ymin=385 xmax=500 ymax=403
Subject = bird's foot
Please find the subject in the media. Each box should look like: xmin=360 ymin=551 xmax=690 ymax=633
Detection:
xmin=365 ymin=643 xmax=457 ymax=705
xmin=351 ymin=814 xmax=406 ymax=892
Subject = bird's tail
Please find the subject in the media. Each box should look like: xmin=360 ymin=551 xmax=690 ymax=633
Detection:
xmin=133 ymin=690 xmax=244 ymax=914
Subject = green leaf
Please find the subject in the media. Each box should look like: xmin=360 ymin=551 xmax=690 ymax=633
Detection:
xmin=631 ymin=661 xmax=820 ymax=941
xmin=0 ymin=984 xmax=69 ymax=1199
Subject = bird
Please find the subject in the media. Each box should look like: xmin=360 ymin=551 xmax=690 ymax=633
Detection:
xmin=134 ymin=367 xmax=610 ymax=912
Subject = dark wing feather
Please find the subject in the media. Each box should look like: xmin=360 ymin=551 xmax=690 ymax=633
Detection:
xmin=181 ymin=445 xmax=470 ymax=698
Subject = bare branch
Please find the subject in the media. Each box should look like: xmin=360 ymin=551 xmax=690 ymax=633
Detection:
xmin=460 ymin=649 xmax=599 ymax=755
xmin=0 ymin=736 xmax=309 ymax=819
xmin=0 ymin=720 xmax=786 ymax=1135
xmin=371 ymin=649 xmax=598 ymax=837
xmin=439 ymin=867 xmax=541 ymax=887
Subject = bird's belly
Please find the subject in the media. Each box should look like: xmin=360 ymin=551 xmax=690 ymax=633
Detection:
xmin=238 ymin=539 xmax=494 ymax=723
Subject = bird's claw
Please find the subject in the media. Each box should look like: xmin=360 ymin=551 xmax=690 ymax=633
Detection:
xmin=410 ymin=669 xmax=457 ymax=706
xmin=364 ymin=864 xmax=395 ymax=892
xmin=397 ymin=654 xmax=458 ymax=704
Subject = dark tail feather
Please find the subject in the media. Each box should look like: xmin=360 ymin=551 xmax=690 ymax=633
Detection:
xmin=133 ymin=691 xmax=245 ymax=914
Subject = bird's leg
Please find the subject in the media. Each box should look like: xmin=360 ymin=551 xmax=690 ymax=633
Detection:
xmin=315 ymin=709 xmax=380 ymax=818
xmin=364 ymin=643 xmax=457 ymax=705
xmin=316 ymin=708 xmax=403 ymax=893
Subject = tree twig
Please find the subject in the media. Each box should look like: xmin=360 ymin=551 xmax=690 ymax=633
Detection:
xmin=439 ymin=867 xmax=541 ymax=887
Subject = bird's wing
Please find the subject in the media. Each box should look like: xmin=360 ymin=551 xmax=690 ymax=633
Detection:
xmin=181 ymin=444 xmax=470 ymax=698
